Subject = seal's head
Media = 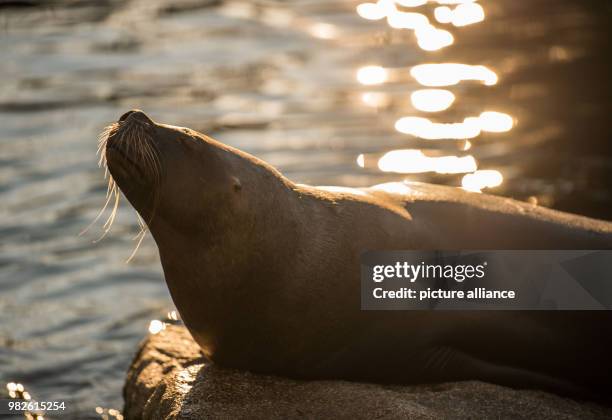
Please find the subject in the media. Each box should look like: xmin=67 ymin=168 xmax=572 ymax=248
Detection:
xmin=102 ymin=110 xmax=289 ymax=242
xmin=101 ymin=109 xmax=301 ymax=360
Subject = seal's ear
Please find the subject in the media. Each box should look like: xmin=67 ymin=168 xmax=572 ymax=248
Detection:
xmin=232 ymin=177 xmax=242 ymax=192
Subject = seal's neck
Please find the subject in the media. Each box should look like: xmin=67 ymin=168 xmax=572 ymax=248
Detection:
xmin=147 ymin=179 xmax=309 ymax=355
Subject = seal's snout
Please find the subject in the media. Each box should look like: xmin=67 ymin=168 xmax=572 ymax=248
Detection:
xmin=119 ymin=109 xmax=153 ymax=124
xmin=104 ymin=108 xmax=160 ymax=183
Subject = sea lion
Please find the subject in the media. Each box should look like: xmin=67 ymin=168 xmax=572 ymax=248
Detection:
xmin=102 ymin=109 xmax=612 ymax=402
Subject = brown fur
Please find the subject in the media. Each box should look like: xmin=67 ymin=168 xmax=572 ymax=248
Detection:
xmin=105 ymin=110 xmax=612 ymax=403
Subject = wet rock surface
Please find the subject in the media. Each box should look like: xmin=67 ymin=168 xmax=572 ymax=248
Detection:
xmin=124 ymin=325 xmax=612 ymax=419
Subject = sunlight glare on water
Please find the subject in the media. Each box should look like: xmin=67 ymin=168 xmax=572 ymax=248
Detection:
xmin=357 ymin=1 xmax=454 ymax=51
xmin=478 ymin=111 xmax=514 ymax=132
xmin=378 ymin=149 xmax=477 ymax=174
xmin=415 ymin=24 xmax=454 ymax=51
xmin=434 ymin=6 xmax=453 ymax=23
xmin=356 ymin=0 xmax=393 ymax=21
xmin=410 ymin=63 xmax=498 ymax=86
xmin=434 ymin=3 xmax=485 ymax=26
xmin=395 ymin=111 xmax=514 ymax=139
xmin=396 ymin=0 xmax=427 ymax=6
xmin=435 ymin=0 xmax=477 ymax=4
xmin=450 ymin=2 xmax=485 ymax=26
xmin=362 ymin=92 xmax=391 ymax=107
xmin=357 ymin=66 xmax=389 ymax=85
xmin=308 ymin=22 xmax=338 ymax=39
xmin=357 ymin=154 xmax=366 ymax=168
xmin=387 ymin=10 xmax=429 ymax=30
xmin=411 ymin=89 xmax=455 ymax=112
xmin=462 ymin=170 xmax=504 ymax=192
xmin=148 ymin=320 xmax=166 ymax=335
xmin=394 ymin=116 xmax=481 ymax=139
xmin=96 ymin=406 xmax=124 ymax=420
xmin=354 ymin=1 xmax=511 ymax=194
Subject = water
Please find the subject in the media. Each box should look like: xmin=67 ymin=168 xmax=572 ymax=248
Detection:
xmin=1 ymin=0 xmax=610 ymax=418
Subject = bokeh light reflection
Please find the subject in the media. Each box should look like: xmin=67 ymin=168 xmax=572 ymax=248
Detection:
xmin=148 ymin=319 xmax=166 ymax=334
xmin=434 ymin=6 xmax=453 ymax=23
xmin=357 ymin=66 xmax=389 ymax=85
xmin=415 ymin=24 xmax=454 ymax=51
xmin=361 ymin=92 xmax=391 ymax=107
xmin=478 ymin=111 xmax=514 ymax=132
xmin=378 ymin=149 xmax=477 ymax=174
xmin=435 ymin=3 xmax=485 ymax=26
xmin=395 ymin=111 xmax=513 ymax=139
xmin=356 ymin=0 xmax=395 ymax=20
xmin=395 ymin=116 xmax=481 ymax=139
xmin=354 ymin=0 xmax=511 ymax=192
xmin=308 ymin=23 xmax=338 ymax=39
xmin=450 ymin=2 xmax=485 ymax=26
xmin=411 ymin=89 xmax=455 ymax=112
xmin=411 ymin=63 xmax=498 ymax=87
xmin=387 ymin=10 xmax=429 ymax=30
xmin=462 ymin=169 xmax=504 ymax=192
xmin=396 ymin=0 xmax=428 ymax=6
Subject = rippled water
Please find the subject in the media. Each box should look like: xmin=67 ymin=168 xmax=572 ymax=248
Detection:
xmin=1 ymin=0 xmax=611 ymax=418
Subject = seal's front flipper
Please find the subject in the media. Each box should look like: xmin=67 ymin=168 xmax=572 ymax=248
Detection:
xmin=425 ymin=346 xmax=590 ymax=399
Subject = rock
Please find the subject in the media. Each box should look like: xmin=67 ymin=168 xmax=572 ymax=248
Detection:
xmin=124 ymin=325 xmax=611 ymax=419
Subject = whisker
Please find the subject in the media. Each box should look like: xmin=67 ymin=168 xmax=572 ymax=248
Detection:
xmin=93 ymin=183 xmax=120 ymax=243
xmin=103 ymin=184 xmax=120 ymax=230
xmin=83 ymin=122 xmax=119 ymax=237
xmin=89 ymin=118 xmax=163 ymax=262
xmin=126 ymin=225 xmax=147 ymax=264
xmin=142 ymin=134 xmax=157 ymax=181
xmin=79 ymin=185 xmax=114 ymax=236
xmin=143 ymin=139 xmax=163 ymax=226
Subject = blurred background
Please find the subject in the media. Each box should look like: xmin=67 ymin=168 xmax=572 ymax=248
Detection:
xmin=1 ymin=0 xmax=611 ymax=418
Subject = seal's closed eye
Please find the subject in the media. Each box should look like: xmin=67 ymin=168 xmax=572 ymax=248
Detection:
xmin=232 ymin=177 xmax=242 ymax=192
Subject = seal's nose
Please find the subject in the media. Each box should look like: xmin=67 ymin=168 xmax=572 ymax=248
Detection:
xmin=119 ymin=109 xmax=153 ymax=124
